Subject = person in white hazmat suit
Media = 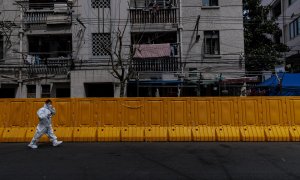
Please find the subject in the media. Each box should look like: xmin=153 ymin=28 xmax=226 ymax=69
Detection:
xmin=28 ymin=99 xmax=63 ymax=149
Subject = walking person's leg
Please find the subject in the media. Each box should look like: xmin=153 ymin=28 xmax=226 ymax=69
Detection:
xmin=46 ymin=125 xmax=63 ymax=147
xmin=28 ymin=125 xmax=47 ymax=149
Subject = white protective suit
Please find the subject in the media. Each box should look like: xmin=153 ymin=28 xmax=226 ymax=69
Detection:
xmin=30 ymin=104 xmax=58 ymax=144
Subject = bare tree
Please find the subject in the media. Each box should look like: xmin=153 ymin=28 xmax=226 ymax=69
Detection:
xmin=102 ymin=2 xmax=144 ymax=97
xmin=0 ymin=20 xmax=17 ymax=56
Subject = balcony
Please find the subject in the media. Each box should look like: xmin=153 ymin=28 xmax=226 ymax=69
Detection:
xmin=133 ymin=57 xmax=180 ymax=72
xmin=130 ymin=8 xmax=177 ymax=24
xmin=132 ymin=43 xmax=181 ymax=72
xmin=24 ymin=11 xmax=71 ymax=26
xmin=25 ymin=54 xmax=73 ymax=75
xmin=23 ymin=2 xmax=72 ymax=27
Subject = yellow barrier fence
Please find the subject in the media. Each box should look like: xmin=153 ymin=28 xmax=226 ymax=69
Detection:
xmin=0 ymin=97 xmax=300 ymax=142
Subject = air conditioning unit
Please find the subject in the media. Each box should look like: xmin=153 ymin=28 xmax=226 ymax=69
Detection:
xmin=54 ymin=3 xmax=69 ymax=13
xmin=47 ymin=15 xmax=71 ymax=25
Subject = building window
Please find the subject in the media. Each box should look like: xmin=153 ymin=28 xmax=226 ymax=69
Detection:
xmin=204 ymin=31 xmax=220 ymax=55
xmin=298 ymin=17 xmax=300 ymax=35
xmin=0 ymin=35 xmax=3 ymax=60
xmin=145 ymin=0 xmax=177 ymax=7
xmin=202 ymin=0 xmax=218 ymax=6
xmin=92 ymin=33 xmax=111 ymax=56
xmin=91 ymin=0 xmax=110 ymax=8
xmin=29 ymin=0 xmax=67 ymax=9
xmin=290 ymin=17 xmax=300 ymax=40
xmin=27 ymin=85 xmax=36 ymax=98
xmin=289 ymin=0 xmax=297 ymax=6
xmin=42 ymin=85 xmax=51 ymax=98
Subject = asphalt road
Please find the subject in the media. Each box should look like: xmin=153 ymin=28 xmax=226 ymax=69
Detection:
xmin=0 ymin=142 xmax=300 ymax=180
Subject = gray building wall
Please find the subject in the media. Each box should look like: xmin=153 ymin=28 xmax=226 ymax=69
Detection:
xmin=181 ymin=0 xmax=244 ymax=80
xmin=0 ymin=0 xmax=245 ymax=98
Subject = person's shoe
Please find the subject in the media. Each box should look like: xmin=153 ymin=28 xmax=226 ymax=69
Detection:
xmin=53 ymin=140 xmax=63 ymax=147
xmin=28 ymin=144 xmax=38 ymax=149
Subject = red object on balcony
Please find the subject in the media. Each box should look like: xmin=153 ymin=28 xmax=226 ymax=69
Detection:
xmin=133 ymin=43 xmax=171 ymax=58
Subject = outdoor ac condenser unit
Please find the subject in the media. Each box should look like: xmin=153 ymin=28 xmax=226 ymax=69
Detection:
xmin=47 ymin=15 xmax=71 ymax=25
xmin=54 ymin=3 xmax=69 ymax=13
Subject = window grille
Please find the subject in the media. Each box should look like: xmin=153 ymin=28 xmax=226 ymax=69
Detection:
xmin=91 ymin=0 xmax=110 ymax=8
xmin=92 ymin=33 xmax=111 ymax=56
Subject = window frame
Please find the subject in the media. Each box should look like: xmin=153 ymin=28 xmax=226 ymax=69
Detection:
xmin=202 ymin=0 xmax=219 ymax=7
xmin=289 ymin=0 xmax=297 ymax=6
xmin=289 ymin=17 xmax=300 ymax=40
xmin=41 ymin=85 xmax=51 ymax=98
xmin=92 ymin=33 xmax=112 ymax=57
xmin=204 ymin=30 xmax=220 ymax=56
xmin=27 ymin=85 xmax=36 ymax=98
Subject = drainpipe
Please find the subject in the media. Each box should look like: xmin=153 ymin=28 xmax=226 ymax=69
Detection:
xmin=178 ymin=0 xmax=183 ymax=70
xmin=18 ymin=5 xmax=24 ymax=98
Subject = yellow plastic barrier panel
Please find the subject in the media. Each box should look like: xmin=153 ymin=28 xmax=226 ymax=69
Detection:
xmin=1 ymin=127 xmax=27 ymax=142
xmin=98 ymin=127 xmax=121 ymax=141
xmin=1 ymin=97 xmax=300 ymax=142
xmin=73 ymin=127 xmax=97 ymax=142
xmin=263 ymin=98 xmax=290 ymax=141
xmin=239 ymin=98 xmax=265 ymax=141
xmin=287 ymin=98 xmax=300 ymax=141
xmin=192 ymin=126 xmax=216 ymax=141
xmin=216 ymin=126 xmax=240 ymax=141
xmin=240 ymin=126 xmax=265 ymax=141
xmin=145 ymin=127 xmax=168 ymax=141
xmin=73 ymin=99 xmax=97 ymax=141
xmin=168 ymin=126 xmax=192 ymax=141
xmin=121 ymin=127 xmax=144 ymax=141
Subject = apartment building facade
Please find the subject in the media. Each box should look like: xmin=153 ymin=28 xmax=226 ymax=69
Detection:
xmin=262 ymin=0 xmax=300 ymax=73
xmin=0 ymin=0 xmax=244 ymax=98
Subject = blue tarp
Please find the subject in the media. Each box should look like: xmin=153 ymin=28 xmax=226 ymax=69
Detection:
xmin=258 ymin=73 xmax=300 ymax=96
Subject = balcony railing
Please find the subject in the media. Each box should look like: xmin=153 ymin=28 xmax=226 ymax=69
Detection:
xmin=24 ymin=11 xmax=71 ymax=25
xmin=133 ymin=57 xmax=180 ymax=72
xmin=130 ymin=8 xmax=177 ymax=24
xmin=25 ymin=54 xmax=73 ymax=74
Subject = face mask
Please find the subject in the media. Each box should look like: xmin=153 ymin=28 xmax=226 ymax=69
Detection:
xmin=46 ymin=104 xmax=53 ymax=109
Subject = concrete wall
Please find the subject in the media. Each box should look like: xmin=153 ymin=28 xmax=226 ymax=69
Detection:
xmin=181 ymin=0 xmax=244 ymax=79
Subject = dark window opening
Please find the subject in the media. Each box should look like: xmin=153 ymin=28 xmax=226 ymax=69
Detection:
xmin=0 ymin=88 xmax=16 ymax=98
xmin=42 ymin=85 xmax=51 ymax=98
xmin=56 ymin=88 xmax=70 ymax=98
xmin=29 ymin=0 xmax=68 ymax=9
xmin=127 ymin=84 xmax=179 ymax=97
xmin=28 ymin=34 xmax=72 ymax=60
xmin=203 ymin=0 xmax=218 ymax=6
xmin=27 ymin=85 xmax=36 ymax=98
xmin=204 ymin=31 xmax=220 ymax=55
xmin=85 ymin=83 xmax=114 ymax=97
